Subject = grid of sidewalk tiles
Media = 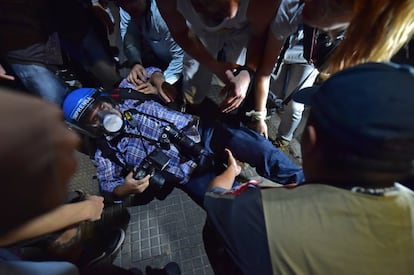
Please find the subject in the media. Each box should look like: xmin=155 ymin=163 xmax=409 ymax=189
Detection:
xmin=69 ymin=152 xmax=213 ymax=274
xmin=113 ymin=190 xmax=213 ymax=274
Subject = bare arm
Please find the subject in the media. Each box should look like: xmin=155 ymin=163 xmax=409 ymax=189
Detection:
xmin=220 ymin=0 xmax=281 ymax=115
xmin=155 ymin=0 xmax=237 ymax=83
xmin=250 ymin=31 xmax=285 ymax=137
xmin=208 ymin=149 xmax=242 ymax=191
xmin=246 ymin=0 xmax=283 ymax=115
xmin=0 ymin=196 xmax=104 ymax=246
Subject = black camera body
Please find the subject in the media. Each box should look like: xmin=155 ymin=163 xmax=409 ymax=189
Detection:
xmin=162 ymin=125 xmax=207 ymax=161
xmin=133 ymin=149 xmax=170 ymax=188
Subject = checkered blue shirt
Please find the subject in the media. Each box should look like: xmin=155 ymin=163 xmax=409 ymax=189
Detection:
xmin=96 ymin=99 xmax=200 ymax=194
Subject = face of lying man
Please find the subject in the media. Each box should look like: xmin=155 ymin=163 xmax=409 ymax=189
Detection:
xmin=85 ymin=101 xmax=124 ymax=135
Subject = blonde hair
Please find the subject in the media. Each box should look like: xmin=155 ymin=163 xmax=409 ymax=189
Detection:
xmin=326 ymin=0 xmax=414 ymax=73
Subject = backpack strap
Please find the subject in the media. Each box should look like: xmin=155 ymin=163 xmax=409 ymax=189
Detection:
xmin=302 ymin=24 xmax=317 ymax=65
xmin=100 ymin=87 xmax=163 ymax=104
xmin=96 ymin=137 xmax=133 ymax=178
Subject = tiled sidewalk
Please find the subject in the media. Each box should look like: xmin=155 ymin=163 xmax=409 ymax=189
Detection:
xmin=69 ymin=152 xmax=213 ymax=274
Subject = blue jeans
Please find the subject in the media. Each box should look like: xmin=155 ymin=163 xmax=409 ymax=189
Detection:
xmin=10 ymin=63 xmax=69 ymax=105
xmin=0 ymin=248 xmax=78 ymax=275
xmin=185 ymin=121 xmax=305 ymax=203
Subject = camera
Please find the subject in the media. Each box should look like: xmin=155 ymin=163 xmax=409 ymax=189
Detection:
xmin=162 ymin=125 xmax=207 ymax=161
xmin=133 ymin=149 xmax=170 ymax=188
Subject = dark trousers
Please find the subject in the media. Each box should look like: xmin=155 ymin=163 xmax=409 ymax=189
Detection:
xmin=184 ymin=121 xmax=304 ymax=205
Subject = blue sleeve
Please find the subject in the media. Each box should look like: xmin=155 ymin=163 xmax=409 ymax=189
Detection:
xmin=151 ymin=1 xmax=184 ymax=84
xmin=163 ymin=38 xmax=184 ymax=84
xmin=120 ymin=8 xmax=143 ymax=65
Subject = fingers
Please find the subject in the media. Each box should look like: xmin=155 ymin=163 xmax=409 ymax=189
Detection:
xmin=0 ymin=74 xmax=15 ymax=81
xmin=132 ymin=174 xmax=150 ymax=194
xmin=136 ymin=83 xmax=157 ymax=94
xmin=224 ymin=148 xmax=242 ymax=176
xmin=127 ymin=65 xmax=147 ymax=86
xmin=224 ymin=148 xmax=234 ymax=159
xmin=224 ymin=148 xmax=237 ymax=164
xmin=220 ymin=69 xmax=250 ymax=112
xmin=136 ymin=178 xmax=150 ymax=193
xmin=0 ymin=65 xmax=15 ymax=81
xmin=220 ymin=93 xmax=244 ymax=113
xmin=159 ymin=82 xmax=177 ymax=103
xmin=86 ymin=195 xmax=104 ymax=221
xmin=249 ymin=120 xmax=268 ymax=139
xmin=158 ymin=91 xmax=172 ymax=103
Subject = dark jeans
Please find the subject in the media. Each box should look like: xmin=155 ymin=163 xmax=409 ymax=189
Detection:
xmin=184 ymin=121 xmax=304 ymax=205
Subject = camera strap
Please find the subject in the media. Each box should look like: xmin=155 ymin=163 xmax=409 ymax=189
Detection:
xmin=96 ymin=137 xmax=133 ymax=177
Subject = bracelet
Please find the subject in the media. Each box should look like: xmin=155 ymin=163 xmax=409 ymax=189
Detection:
xmin=245 ymin=109 xmax=268 ymax=121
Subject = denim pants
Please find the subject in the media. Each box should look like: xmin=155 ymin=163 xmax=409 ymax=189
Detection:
xmin=10 ymin=63 xmax=69 ymax=105
xmin=0 ymin=248 xmax=78 ymax=275
xmin=185 ymin=121 xmax=305 ymax=204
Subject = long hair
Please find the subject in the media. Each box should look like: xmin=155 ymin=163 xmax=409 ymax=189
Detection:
xmin=326 ymin=0 xmax=414 ymax=73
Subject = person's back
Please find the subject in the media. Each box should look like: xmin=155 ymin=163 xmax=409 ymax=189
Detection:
xmin=262 ymin=184 xmax=414 ymax=274
xmin=265 ymin=62 xmax=414 ymax=274
xmin=204 ymin=62 xmax=414 ymax=274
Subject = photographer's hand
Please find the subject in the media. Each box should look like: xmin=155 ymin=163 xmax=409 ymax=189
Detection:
xmin=114 ymin=172 xmax=151 ymax=199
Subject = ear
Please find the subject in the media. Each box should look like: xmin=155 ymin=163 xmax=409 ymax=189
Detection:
xmin=301 ymin=124 xmax=318 ymax=155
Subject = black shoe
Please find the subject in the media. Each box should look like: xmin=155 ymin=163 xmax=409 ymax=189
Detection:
xmin=146 ymin=262 xmax=181 ymax=275
xmin=79 ymin=228 xmax=125 ymax=268
xmin=95 ymin=205 xmax=131 ymax=232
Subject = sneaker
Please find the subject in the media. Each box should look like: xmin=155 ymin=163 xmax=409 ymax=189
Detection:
xmin=272 ymin=137 xmax=290 ymax=155
xmin=146 ymin=261 xmax=181 ymax=275
xmin=80 ymin=228 xmax=125 ymax=268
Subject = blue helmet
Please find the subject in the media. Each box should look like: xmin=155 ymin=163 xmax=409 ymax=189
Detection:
xmin=63 ymin=88 xmax=99 ymax=124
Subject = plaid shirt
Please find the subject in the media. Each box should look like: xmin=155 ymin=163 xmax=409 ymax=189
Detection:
xmin=96 ymin=99 xmax=200 ymax=194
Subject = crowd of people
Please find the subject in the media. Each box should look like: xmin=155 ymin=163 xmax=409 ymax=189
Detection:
xmin=1 ymin=0 xmax=414 ymax=274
